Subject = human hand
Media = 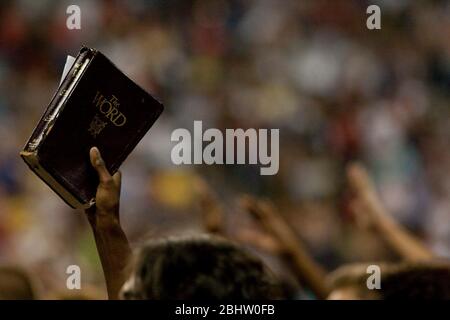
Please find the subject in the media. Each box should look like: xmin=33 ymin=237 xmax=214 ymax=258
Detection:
xmin=235 ymin=227 xmax=283 ymax=255
xmin=85 ymin=147 xmax=122 ymax=226
xmin=193 ymin=176 xmax=225 ymax=234
xmin=240 ymin=195 xmax=292 ymax=254
xmin=346 ymin=162 xmax=391 ymax=230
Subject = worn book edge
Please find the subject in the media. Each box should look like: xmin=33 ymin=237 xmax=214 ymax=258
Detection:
xmin=27 ymin=50 xmax=94 ymax=152
xmin=20 ymin=48 xmax=96 ymax=209
xmin=20 ymin=151 xmax=91 ymax=208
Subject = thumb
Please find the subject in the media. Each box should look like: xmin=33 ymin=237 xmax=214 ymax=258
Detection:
xmin=90 ymin=147 xmax=113 ymax=185
xmin=112 ymin=171 xmax=122 ymax=192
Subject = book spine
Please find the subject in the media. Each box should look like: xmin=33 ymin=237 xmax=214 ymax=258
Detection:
xmin=24 ymin=48 xmax=95 ymax=152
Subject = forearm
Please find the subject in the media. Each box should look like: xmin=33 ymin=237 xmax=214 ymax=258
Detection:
xmin=89 ymin=215 xmax=132 ymax=299
xmin=271 ymin=221 xmax=329 ymax=299
xmin=246 ymin=199 xmax=329 ymax=299
xmin=347 ymin=163 xmax=434 ymax=262
xmin=375 ymin=215 xmax=434 ymax=261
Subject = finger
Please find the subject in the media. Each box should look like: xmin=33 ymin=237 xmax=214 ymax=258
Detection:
xmin=239 ymin=195 xmax=262 ymax=221
xmin=347 ymin=162 xmax=372 ymax=195
xmin=90 ymin=147 xmax=113 ymax=185
xmin=258 ymin=199 xmax=276 ymax=218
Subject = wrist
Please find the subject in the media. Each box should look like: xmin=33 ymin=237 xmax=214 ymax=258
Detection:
xmin=88 ymin=209 xmax=121 ymax=230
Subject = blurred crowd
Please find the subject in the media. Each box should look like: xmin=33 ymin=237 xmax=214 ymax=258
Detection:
xmin=0 ymin=0 xmax=449 ymax=298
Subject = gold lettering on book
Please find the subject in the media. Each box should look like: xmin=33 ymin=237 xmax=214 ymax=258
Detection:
xmin=88 ymin=91 xmax=127 ymax=138
xmin=92 ymin=91 xmax=127 ymax=127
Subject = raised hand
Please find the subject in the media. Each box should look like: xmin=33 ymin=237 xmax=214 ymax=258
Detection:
xmin=86 ymin=147 xmax=122 ymax=225
xmin=240 ymin=195 xmax=329 ymax=299
xmin=84 ymin=146 xmax=131 ymax=299
xmin=193 ymin=176 xmax=225 ymax=235
xmin=346 ymin=162 xmax=434 ymax=261
xmin=346 ymin=162 xmax=389 ymax=230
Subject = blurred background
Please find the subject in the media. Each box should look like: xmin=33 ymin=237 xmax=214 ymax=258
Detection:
xmin=0 ymin=0 xmax=449 ymax=298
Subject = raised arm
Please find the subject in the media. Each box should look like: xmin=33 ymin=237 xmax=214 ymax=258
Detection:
xmin=85 ymin=147 xmax=132 ymax=299
xmin=347 ymin=163 xmax=434 ymax=261
xmin=241 ymin=196 xmax=330 ymax=299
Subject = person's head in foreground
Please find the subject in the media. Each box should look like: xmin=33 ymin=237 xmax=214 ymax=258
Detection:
xmin=327 ymin=261 xmax=450 ymax=300
xmin=120 ymin=234 xmax=281 ymax=300
xmin=87 ymin=147 xmax=280 ymax=300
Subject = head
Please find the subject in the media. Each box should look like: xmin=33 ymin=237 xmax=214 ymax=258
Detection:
xmin=0 ymin=266 xmax=36 ymax=300
xmin=120 ymin=234 xmax=281 ymax=299
xmin=327 ymin=261 xmax=450 ymax=300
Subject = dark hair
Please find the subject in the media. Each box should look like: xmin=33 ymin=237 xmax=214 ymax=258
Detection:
xmin=328 ymin=261 xmax=450 ymax=300
xmin=122 ymin=234 xmax=280 ymax=300
xmin=381 ymin=263 xmax=450 ymax=299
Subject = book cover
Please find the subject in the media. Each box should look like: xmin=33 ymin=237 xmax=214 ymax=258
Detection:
xmin=20 ymin=47 xmax=164 ymax=209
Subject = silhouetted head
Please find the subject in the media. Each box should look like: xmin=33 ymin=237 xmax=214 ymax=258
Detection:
xmin=120 ymin=234 xmax=280 ymax=299
xmin=327 ymin=261 xmax=450 ymax=300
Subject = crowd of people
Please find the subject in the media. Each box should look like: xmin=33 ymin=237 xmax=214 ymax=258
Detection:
xmin=0 ymin=0 xmax=449 ymax=299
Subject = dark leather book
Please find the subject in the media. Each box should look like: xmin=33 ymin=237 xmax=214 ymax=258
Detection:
xmin=20 ymin=47 xmax=164 ymax=209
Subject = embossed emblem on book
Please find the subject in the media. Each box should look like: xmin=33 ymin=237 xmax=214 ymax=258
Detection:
xmin=88 ymin=114 xmax=108 ymax=138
